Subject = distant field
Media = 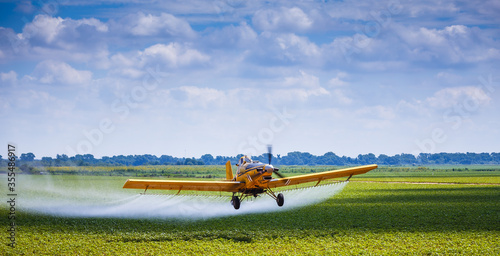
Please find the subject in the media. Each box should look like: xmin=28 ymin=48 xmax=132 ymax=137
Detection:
xmin=1 ymin=166 xmax=499 ymax=255
xmin=2 ymin=164 xmax=500 ymax=178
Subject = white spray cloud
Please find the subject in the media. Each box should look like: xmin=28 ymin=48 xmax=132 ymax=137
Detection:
xmin=18 ymin=175 xmax=348 ymax=219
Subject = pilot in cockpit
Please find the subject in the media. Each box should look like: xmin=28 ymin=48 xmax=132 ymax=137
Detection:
xmin=236 ymin=155 xmax=252 ymax=174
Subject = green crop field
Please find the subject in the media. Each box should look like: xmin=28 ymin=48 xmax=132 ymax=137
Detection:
xmin=1 ymin=166 xmax=499 ymax=255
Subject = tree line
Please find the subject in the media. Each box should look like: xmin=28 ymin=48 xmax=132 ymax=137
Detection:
xmin=1 ymin=152 xmax=500 ymax=167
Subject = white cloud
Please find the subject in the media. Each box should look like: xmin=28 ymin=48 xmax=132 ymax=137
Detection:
xmin=395 ymin=24 xmax=500 ymax=63
xmin=326 ymin=72 xmax=352 ymax=104
xmin=0 ymin=15 xmax=110 ymax=65
xmin=324 ymin=1 xmax=398 ymax=20
xmin=22 ymin=15 xmax=108 ymax=45
xmin=21 ymin=15 xmax=64 ymax=44
xmin=357 ymin=105 xmax=396 ymax=120
xmin=139 ymin=43 xmax=210 ymax=68
xmin=407 ymin=1 xmax=459 ymax=18
xmin=127 ymin=12 xmax=196 ymax=38
xmin=396 ymin=85 xmax=493 ymax=120
xmin=276 ymin=33 xmax=320 ymax=58
xmin=110 ymin=53 xmax=136 ymax=68
xmin=110 ymin=68 xmax=145 ymax=79
xmin=274 ymin=70 xmax=329 ymax=102
xmin=332 ymin=89 xmax=353 ymax=105
xmin=253 ymin=32 xmax=321 ymax=64
xmin=1 ymin=70 xmax=17 ymax=85
xmin=427 ymin=86 xmax=491 ymax=109
xmin=15 ymin=1 xmax=36 ymax=14
xmin=253 ymin=7 xmax=313 ymax=32
xmin=435 ymin=71 xmax=463 ymax=84
xmin=169 ymin=86 xmax=227 ymax=108
xmin=321 ymin=22 xmax=499 ymax=69
xmin=106 ymin=43 xmax=210 ymax=79
xmin=32 ymin=60 xmax=92 ymax=85
xmin=203 ymin=22 xmax=257 ymax=48
xmin=328 ymin=72 xmax=349 ymax=87
xmin=283 ymin=70 xmax=319 ymax=88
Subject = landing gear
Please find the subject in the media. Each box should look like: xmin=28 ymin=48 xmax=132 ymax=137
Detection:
xmin=276 ymin=193 xmax=284 ymax=207
xmin=231 ymin=189 xmax=284 ymax=210
xmin=231 ymin=195 xmax=240 ymax=210
xmin=265 ymin=188 xmax=285 ymax=207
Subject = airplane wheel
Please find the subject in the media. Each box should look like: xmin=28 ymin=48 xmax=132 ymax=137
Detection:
xmin=231 ymin=196 xmax=240 ymax=210
xmin=277 ymin=193 xmax=284 ymax=207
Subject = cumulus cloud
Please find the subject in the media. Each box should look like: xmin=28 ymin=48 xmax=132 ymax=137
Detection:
xmin=275 ymin=33 xmax=320 ymax=58
xmin=14 ymin=1 xmax=36 ymax=14
xmin=320 ymin=23 xmax=500 ymax=69
xmin=31 ymin=60 xmax=92 ymax=85
xmin=332 ymin=89 xmax=353 ymax=105
xmin=168 ymin=86 xmax=227 ymax=108
xmin=283 ymin=70 xmax=320 ymax=88
xmin=106 ymin=43 xmax=210 ymax=79
xmin=435 ymin=71 xmax=463 ymax=84
xmin=21 ymin=14 xmax=108 ymax=45
xmin=397 ymin=85 xmax=493 ymax=120
xmin=272 ymin=70 xmax=329 ymax=102
xmin=427 ymin=86 xmax=491 ymax=109
xmin=253 ymin=7 xmax=313 ymax=32
xmin=126 ymin=12 xmax=196 ymax=38
xmin=0 ymin=15 xmax=110 ymax=65
xmin=1 ymin=70 xmax=17 ymax=85
xmin=357 ymin=105 xmax=396 ymax=120
xmin=394 ymin=24 xmax=500 ymax=63
xmin=203 ymin=22 xmax=257 ymax=48
xmin=252 ymin=32 xmax=321 ymax=65
xmin=328 ymin=72 xmax=349 ymax=87
xmin=139 ymin=43 xmax=210 ymax=68
xmin=406 ymin=1 xmax=459 ymax=18
xmin=328 ymin=72 xmax=352 ymax=105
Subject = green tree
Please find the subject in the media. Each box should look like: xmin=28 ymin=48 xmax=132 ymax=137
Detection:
xmin=357 ymin=153 xmax=377 ymax=165
xmin=201 ymin=154 xmax=214 ymax=165
xmin=20 ymin=152 xmax=35 ymax=161
xmin=41 ymin=157 xmax=53 ymax=166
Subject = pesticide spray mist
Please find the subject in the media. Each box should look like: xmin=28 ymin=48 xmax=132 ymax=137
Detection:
xmin=16 ymin=175 xmax=348 ymax=219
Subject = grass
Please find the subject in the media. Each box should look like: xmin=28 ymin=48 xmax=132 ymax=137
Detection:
xmin=346 ymin=171 xmax=500 ymax=184
xmin=1 ymin=167 xmax=499 ymax=255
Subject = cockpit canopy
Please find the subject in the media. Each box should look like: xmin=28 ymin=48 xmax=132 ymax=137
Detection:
xmin=237 ymin=155 xmax=252 ymax=166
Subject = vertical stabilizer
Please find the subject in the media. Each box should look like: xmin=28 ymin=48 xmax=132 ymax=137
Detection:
xmin=225 ymin=160 xmax=234 ymax=180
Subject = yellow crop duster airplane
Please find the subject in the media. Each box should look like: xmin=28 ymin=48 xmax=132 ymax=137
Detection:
xmin=123 ymin=147 xmax=377 ymax=210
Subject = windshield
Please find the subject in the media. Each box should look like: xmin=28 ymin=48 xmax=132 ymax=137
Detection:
xmin=238 ymin=156 xmax=252 ymax=166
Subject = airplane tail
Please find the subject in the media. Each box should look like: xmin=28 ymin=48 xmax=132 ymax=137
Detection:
xmin=225 ymin=160 xmax=234 ymax=180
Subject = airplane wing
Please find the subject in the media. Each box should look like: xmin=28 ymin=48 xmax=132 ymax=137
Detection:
xmin=267 ymin=164 xmax=378 ymax=188
xmin=123 ymin=179 xmax=245 ymax=192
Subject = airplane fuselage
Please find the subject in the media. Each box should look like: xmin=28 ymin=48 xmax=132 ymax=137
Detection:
xmin=235 ymin=162 xmax=275 ymax=195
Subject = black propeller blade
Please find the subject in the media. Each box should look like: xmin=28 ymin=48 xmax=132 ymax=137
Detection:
xmin=274 ymin=168 xmax=285 ymax=178
xmin=267 ymin=144 xmax=272 ymax=165
xmin=267 ymin=144 xmax=286 ymax=178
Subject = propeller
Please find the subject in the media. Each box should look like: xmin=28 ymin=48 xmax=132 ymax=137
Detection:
xmin=267 ymin=145 xmax=285 ymax=178
xmin=267 ymin=144 xmax=272 ymax=165
xmin=273 ymin=168 xmax=285 ymax=178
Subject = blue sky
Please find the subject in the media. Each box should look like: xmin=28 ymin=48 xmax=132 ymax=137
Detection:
xmin=0 ymin=0 xmax=499 ymax=159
